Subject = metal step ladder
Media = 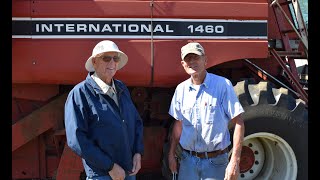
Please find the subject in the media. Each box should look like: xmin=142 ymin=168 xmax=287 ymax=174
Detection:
xmin=269 ymin=0 xmax=308 ymax=104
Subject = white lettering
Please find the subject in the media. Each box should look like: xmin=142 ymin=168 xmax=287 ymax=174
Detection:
xmin=141 ymin=24 xmax=151 ymax=32
xmin=128 ymin=24 xmax=139 ymax=32
xmin=65 ymin=24 xmax=75 ymax=32
xmin=54 ymin=24 xmax=64 ymax=32
xmin=42 ymin=24 xmax=52 ymax=32
xmin=36 ymin=24 xmax=39 ymax=32
xmin=89 ymin=24 xmax=99 ymax=32
xmin=215 ymin=25 xmax=224 ymax=33
xmin=31 ymin=22 xmax=227 ymax=35
xmin=153 ymin=24 xmax=164 ymax=32
xmin=165 ymin=25 xmax=174 ymax=32
xmin=77 ymin=24 xmax=87 ymax=32
xmin=101 ymin=24 xmax=112 ymax=32
xmin=188 ymin=25 xmax=224 ymax=34
xmin=112 ymin=24 xmax=121 ymax=32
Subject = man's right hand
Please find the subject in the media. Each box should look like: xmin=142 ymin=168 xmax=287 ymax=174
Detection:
xmin=108 ymin=163 xmax=125 ymax=180
xmin=168 ymin=153 xmax=178 ymax=173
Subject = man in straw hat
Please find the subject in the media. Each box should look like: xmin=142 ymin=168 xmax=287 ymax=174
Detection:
xmin=168 ymin=42 xmax=245 ymax=180
xmin=64 ymin=40 xmax=144 ymax=180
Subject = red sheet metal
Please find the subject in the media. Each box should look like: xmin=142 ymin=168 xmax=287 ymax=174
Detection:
xmin=12 ymin=39 xmax=152 ymax=86
xmin=13 ymin=0 xmax=267 ymax=19
xmin=56 ymin=144 xmax=84 ymax=180
xmin=12 ymin=93 xmax=68 ymax=151
xmin=12 ymin=84 xmax=59 ymax=101
xmin=152 ymin=40 xmax=268 ymax=87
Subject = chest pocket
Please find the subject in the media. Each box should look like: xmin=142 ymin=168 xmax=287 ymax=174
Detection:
xmin=205 ymin=99 xmax=219 ymax=124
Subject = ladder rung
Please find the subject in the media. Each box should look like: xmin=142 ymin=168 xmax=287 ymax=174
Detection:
xmin=281 ymin=29 xmax=295 ymax=34
xmin=279 ymin=1 xmax=292 ymax=6
xmin=276 ymin=51 xmax=306 ymax=58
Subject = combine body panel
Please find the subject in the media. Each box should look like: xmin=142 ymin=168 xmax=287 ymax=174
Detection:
xmin=12 ymin=0 xmax=308 ymax=180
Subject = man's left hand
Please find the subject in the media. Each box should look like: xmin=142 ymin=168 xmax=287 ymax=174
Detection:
xmin=129 ymin=153 xmax=142 ymax=176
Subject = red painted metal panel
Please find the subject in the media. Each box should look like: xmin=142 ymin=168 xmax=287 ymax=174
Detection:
xmin=140 ymin=127 xmax=167 ymax=173
xmin=152 ymin=1 xmax=267 ymax=19
xmin=12 ymin=0 xmax=31 ymax=17
xmin=46 ymin=156 xmax=61 ymax=178
xmin=12 ymin=98 xmax=47 ymax=124
xmin=12 ymin=139 xmax=41 ymax=179
xmin=12 ymin=93 xmax=68 ymax=151
xmin=12 ymin=39 xmax=152 ymax=86
xmin=12 ymin=39 xmax=268 ymax=86
xmin=56 ymin=144 xmax=84 ymax=180
xmin=24 ymin=0 xmax=267 ymax=19
xmin=152 ymin=40 xmax=268 ymax=87
xmin=31 ymin=1 xmax=151 ymax=18
xmin=12 ymin=84 xmax=59 ymax=101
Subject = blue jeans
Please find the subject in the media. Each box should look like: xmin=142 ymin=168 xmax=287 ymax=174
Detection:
xmin=178 ymin=150 xmax=229 ymax=180
xmin=86 ymin=175 xmax=136 ymax=180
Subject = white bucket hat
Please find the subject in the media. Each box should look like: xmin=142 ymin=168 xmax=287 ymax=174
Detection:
xmin=85 ymin=40 xmax=128 ymax=72
xmin=181 ymin=42 xmax=205 ymax=60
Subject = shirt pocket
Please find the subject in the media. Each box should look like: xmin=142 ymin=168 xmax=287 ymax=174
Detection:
xmin=205 ymin=104 xmax=218 ymax=124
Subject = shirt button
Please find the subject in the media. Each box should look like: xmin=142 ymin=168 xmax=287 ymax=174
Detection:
xmin=123 ymin=120 xmax=125 ymax=122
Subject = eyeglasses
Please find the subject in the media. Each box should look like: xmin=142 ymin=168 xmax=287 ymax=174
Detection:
xmin=97 ymin=55 xmax=121 ymax=63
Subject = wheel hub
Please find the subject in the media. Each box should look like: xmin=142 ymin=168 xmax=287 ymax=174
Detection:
xmin=239 ymin=146 xmax=255 ymax=173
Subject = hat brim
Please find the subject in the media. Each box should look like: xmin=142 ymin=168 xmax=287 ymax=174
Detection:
xmin=181 ymin=50 xmax=204 ymax=60
xmin=85 ymin=50 xmax=128 ymax=72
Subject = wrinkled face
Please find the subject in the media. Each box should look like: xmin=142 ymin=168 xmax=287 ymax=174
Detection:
xmin=181 ymin=53 xmax=207 ymax=75
xmin=92 ymin=51 xmax=120 ymax=81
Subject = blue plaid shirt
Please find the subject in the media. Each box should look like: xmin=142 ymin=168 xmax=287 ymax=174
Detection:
xmin=168 ymin=72 xmax=244 ymax=152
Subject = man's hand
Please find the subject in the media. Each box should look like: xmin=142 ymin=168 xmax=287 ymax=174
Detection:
xmin=224 ymin=161 xmax=240 ymax=180
xmin=129 ymin=153 xmax=142 ymax=176
xmin=225 ymin=114 xmax=244 ymax=180
xmin=168 ymin=153 xmax=178 ymax=173
xmin=168 ymin=120 xmax=182 ymax=174
xmin=108 ymin=163 xmax=125 ymax=180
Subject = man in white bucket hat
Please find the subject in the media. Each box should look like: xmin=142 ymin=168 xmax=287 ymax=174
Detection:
xmin=85 ymin=40 xmax=128 ymax=72
xmin=65 ymin=40 xmax=144 ymax=180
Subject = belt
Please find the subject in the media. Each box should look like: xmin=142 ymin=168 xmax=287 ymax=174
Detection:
xmin=183 ymin=148 xmax=228 ymax=159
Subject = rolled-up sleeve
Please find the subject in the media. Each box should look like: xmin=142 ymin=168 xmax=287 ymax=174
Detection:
xmin=221 ymin=79 xmax=244 ymax=120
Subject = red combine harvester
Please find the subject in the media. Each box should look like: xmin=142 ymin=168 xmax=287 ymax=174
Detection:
xmin=12 ymin=0 xmax=308 ymax=179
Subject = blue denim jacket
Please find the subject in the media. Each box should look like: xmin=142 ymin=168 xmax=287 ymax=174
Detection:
xmin=64 ymin=73 xmax=144 ymax=178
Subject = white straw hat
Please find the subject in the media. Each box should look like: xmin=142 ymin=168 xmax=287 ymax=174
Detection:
xmin=85 ymin=40 xmax=128 ymax=72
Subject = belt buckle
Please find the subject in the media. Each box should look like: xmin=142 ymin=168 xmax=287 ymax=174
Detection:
xmin=195 ymin=151 xmax=198 ymax=157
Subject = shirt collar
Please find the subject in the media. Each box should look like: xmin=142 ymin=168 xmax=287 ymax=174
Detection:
xmin=188 ymin=71 xmax=209 ymax=91
xmin=91 ymin=72 xmax=117 ymax=94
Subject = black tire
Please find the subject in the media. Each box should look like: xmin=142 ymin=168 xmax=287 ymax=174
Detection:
xmin=231 ymin=80 xmax=308 ymax=180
